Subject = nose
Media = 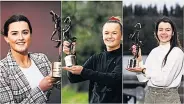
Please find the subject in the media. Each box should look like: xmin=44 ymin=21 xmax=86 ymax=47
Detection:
xmin=18 ymin=33 xmax=24 ymax=40
xmin=107 ymin=33 xmax=113 ymax=38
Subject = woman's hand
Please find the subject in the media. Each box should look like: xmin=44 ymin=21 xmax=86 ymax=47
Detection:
xmin=39 ymin=76 xmax=56 ymax=91
xmin=62 ymin=41 xmax=76 ymax=55
xmin=62 ymin=65 xmax=83 ymax=75
xmin=126 ymin=67 xmax=143 ymax=73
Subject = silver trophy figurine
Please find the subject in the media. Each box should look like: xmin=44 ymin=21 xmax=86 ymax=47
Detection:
xmin=62 ymin=17 xmax=77 ymax=67
xmin=127 ymin=23 xmax=142 ymax=68
xmin=50 ymin=10 xmax=62 ymax=79
xmin=46 ymin=10 xmax=62 ymax=100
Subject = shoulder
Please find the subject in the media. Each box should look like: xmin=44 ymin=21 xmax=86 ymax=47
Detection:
xmin=172 ymin=47 xmax=183 ymax=53
xmin=85 ymin=52 xmax=105 ymax=63
xmin=147 ymin=47 xmax=158 ymax=56
xmin=170 ymin=47 xmax=184 ymax=57
xmin=0 ymin=58 xmax=8 ymax=74
xmin=0 ymin=56 xmax=9 ymax=68
xmin=91 ymin=52 xmax=106 ymax=59
xmin=29 ymin=52 xmax=49 ymax=59
xmin=150 ymin=46 xmax=159 ymax=53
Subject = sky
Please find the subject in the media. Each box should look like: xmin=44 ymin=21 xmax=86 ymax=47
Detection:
xmin=123 ymin=0 xmax=184 ymax=10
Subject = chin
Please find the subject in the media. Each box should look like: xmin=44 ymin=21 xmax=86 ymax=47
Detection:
xmin=16 ymin=48 xmax=28 ymax=54
xmin=160 ymin=40 xmax=170 ymax=43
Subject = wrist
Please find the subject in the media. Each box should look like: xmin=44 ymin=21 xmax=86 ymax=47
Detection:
xmin=137 ymin=56 xmax=142 ymax=62
xmin=141 ymin=68 xmax=146 ymax=74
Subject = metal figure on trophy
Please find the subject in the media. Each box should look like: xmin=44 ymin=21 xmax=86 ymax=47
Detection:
xmin=50 ymin=10 xmax=62 ymax=82
xmin=127 ymin=23 xmax=143 ymax=68
xmin=50 ymin=10 xmax=76 ymax=80
xmin=62 ymin=17 xmax=77 ymax=67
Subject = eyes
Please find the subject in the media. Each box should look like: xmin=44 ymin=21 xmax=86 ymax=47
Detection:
xmin=158 ymin=28 xmax=172 ymax=32
xmin=11 ymin=30 xmax=30 ymax=36
xmin=104 ymin=31 xmax=117 ymax=35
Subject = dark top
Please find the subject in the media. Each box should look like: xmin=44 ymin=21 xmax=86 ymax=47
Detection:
xmin=67 ymin=45 xmax=122 ymax=103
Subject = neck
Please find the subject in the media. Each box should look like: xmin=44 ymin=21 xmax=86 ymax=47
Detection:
xmin=159 ymin=41 xmax=170 ymax=46
xmin=10 ymin=49 xmax=31 ymax=68
xmin=106 ymin=44 xmax=120 ymax=52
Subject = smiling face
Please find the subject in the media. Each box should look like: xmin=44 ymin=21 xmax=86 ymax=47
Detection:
xmin=157 ymin=22 xmax=173 ymax=45
xmin=4 ymin=21 xmax=31 ymax=54
xmin=102 ymin=22 xmax=122 ymax=51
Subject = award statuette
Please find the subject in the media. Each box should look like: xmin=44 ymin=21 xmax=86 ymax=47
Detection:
xmin=50 ymin=10 xmax=62 ymax=79
xmin=62 ymin=17 xmax=77 ymax=67
xmin=127 ymin=23 xmax=142 ymax=68
xmin=45 ymin=10 xmax=62 ymax=100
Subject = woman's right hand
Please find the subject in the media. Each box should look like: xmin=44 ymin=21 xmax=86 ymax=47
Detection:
xmin=39 ymin=76 xmax=55 ymax=91
xmin=63 ymin=41 xmax=76 ymax=55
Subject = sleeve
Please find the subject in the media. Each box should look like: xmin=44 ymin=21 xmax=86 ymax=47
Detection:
xmin=136 ymin=50 xmax=154 ymax=82
xmin=80 ymin=55 xmax=122 ymax=87
xmin=0 ymin=65 xmax=47 ymax=104
xmin=67 ymin=72 xmax=87 ymax=83
xmin=149 ymin=48 xmax=184 ymax=87
xmin=67 ymin=55 xmax=96 ymax=83
xmin=42 ymin=53 xmax=52 ymax=75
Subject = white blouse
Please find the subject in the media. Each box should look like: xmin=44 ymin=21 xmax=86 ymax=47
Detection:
xmin=20 ymin=59 xmax=44 ymax=89
xmin=137 ymin=43 xmax=184 ymax=88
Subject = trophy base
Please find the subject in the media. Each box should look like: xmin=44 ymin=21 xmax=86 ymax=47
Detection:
xmin=127 ymin=59 xmax=138 ymax=68
xmin=52 ymin=62 xmax=62 ymax=78
xmin=64 ymin=55 xmax=76 ymax=67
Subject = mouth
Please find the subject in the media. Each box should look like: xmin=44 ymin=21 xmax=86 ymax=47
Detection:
xmin=16 ymin=42 xmax=26 ymax=45
xmin=160 ymin=36 xmax=168 ymax=39
xmin=106 ymin=39 xmax=115 ymax=42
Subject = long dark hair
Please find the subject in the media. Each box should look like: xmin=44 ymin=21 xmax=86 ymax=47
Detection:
xmin=2 ymin=14 xmax=32 ymax=37
xmin=154 ymin=17 xmax=181 ymax=66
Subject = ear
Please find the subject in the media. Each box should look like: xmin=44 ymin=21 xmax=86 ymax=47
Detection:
xmin=121 ymin=34 xmax=123 ymax=41
xmin=4 ymin=36 xmax=9 ymax=44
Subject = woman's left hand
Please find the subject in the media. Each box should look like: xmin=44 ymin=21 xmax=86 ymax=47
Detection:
xmin=62 ymin=65 xmax=83 ymax=75
xmin=126 ymin=67 xmax=143 ymax=72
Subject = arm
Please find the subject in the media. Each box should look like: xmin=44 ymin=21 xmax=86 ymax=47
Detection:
xmin=67 ymin=71 xmax=87 ymax=83
xmin=66 ymin=55 xmax=95 ymax=83
xmin=130 ymin=46 xmax=149 ymax=82
xmin=0 ymin=65 xmax=47 ymax=104
xmin=80 ymin=55 xmax=122 ymax=87
xmin=136 ymin=61 xmax=149 ymax=82
xmin=150 ymin=48 xmax=184 ymax=87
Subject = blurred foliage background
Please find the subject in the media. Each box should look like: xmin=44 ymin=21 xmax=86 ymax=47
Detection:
xmin=61 ymin=1 xmax=123 ymax=103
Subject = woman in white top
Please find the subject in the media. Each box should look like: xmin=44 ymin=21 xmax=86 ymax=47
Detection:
xmin=127 ymin=17 xmax=184 ymax=104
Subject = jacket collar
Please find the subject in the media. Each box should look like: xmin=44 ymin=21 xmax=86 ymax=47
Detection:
xmin=6 ymin=50 xmax=48 ymax=77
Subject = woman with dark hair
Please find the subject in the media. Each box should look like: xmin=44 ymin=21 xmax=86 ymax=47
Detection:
xmin=62 ymin=16 xmax=122 ymax=103
xmin=0 ymin=14 xmax=56 ymax=103
xmin=127 ymin=17 xmax=184 ymax=104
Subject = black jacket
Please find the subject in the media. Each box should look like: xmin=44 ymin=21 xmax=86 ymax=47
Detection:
xmin=68 ymin=45 xmax=122 ymax=103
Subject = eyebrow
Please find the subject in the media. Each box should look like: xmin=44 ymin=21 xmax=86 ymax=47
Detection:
xmin=10 ymin=29 xmax=29 ymax=33
xmin=158 ymin=28 xmax=171 ymax=29
xmin=10 ymin=31 xmax=18 ymax=33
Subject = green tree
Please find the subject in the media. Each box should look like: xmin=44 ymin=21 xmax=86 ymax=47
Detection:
xmin=163 ymin=4 xmax=169 ymax=16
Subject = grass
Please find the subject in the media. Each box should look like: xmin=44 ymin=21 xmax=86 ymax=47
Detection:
xmin=62 ymin=85 xmax=88 ymax=104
